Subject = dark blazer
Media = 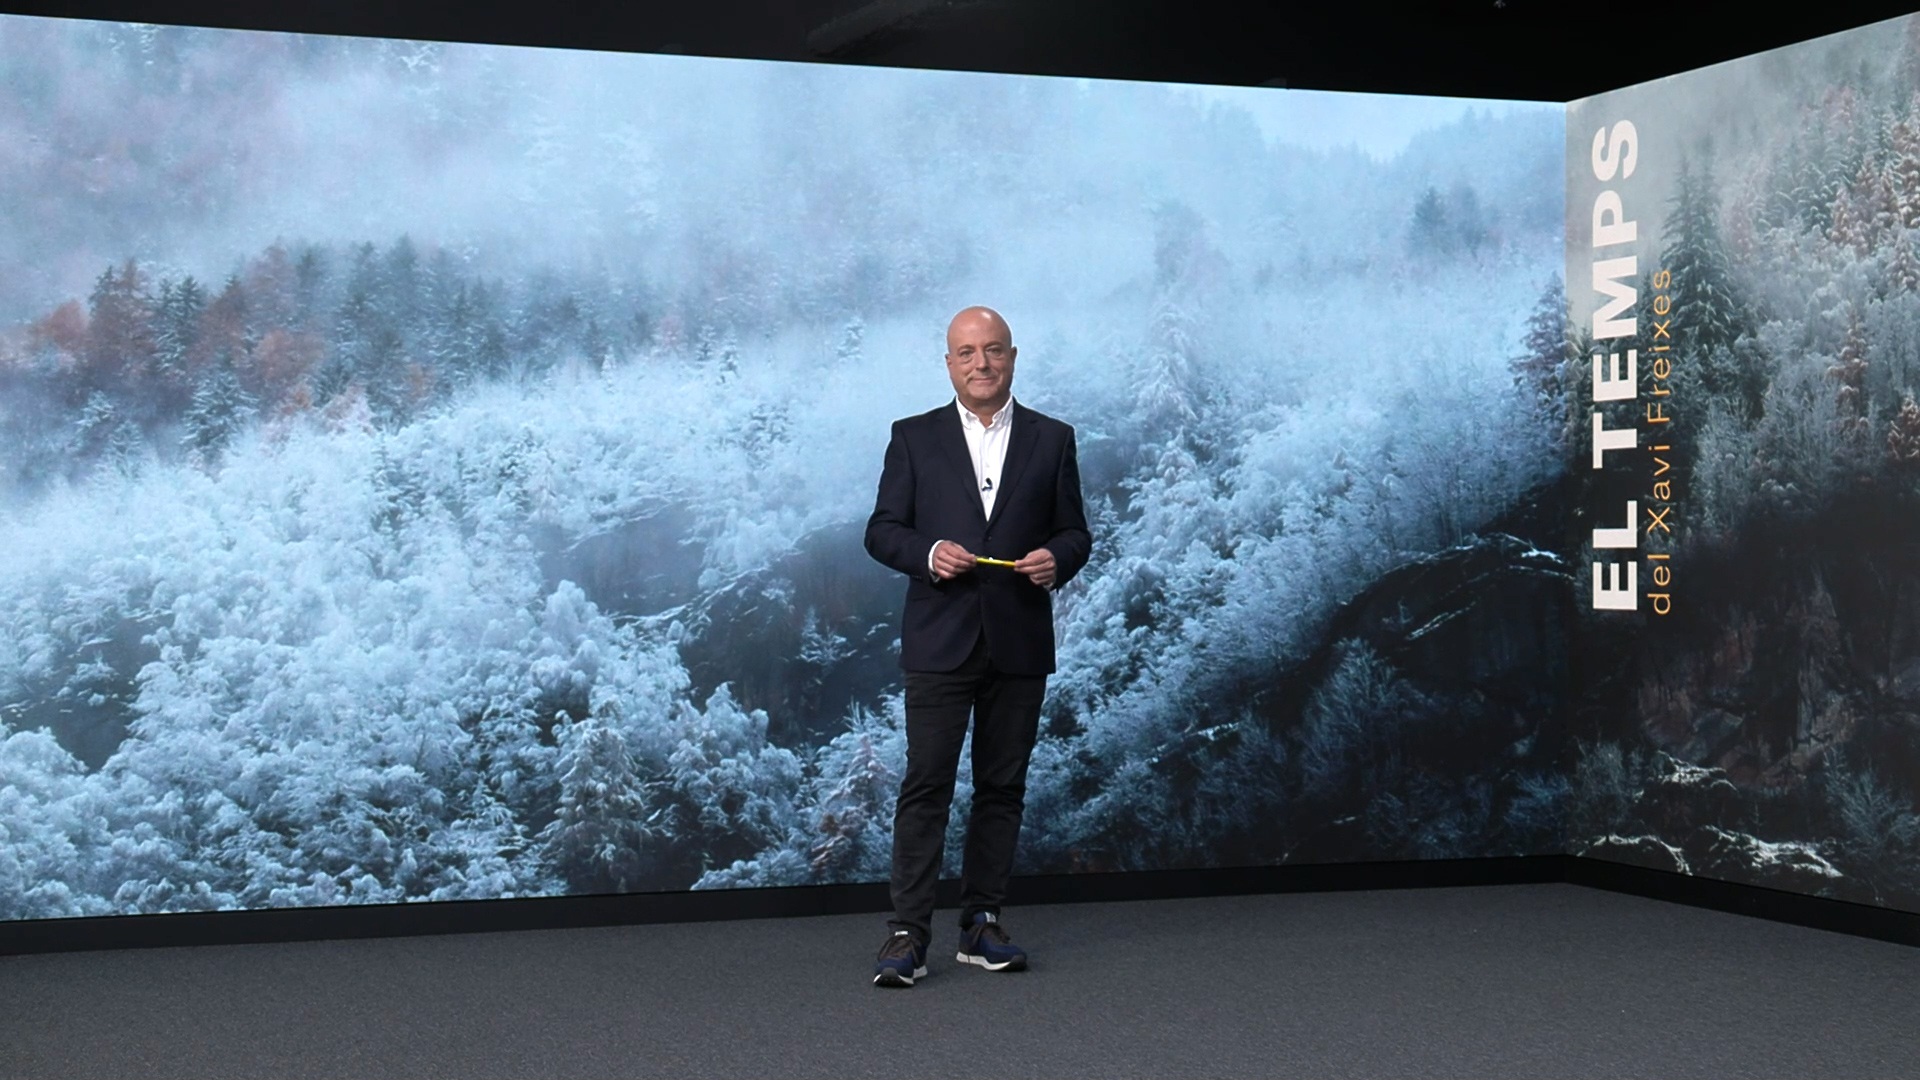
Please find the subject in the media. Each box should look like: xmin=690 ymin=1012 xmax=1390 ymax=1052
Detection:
xmin=865 ymin=400 xmax=1092 ymax=675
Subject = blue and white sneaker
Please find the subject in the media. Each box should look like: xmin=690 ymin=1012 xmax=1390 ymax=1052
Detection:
xmin=874 ymin=930 xmax=928 ymax=987
xmin=956 ymin=911 xmax=1028 ymax=971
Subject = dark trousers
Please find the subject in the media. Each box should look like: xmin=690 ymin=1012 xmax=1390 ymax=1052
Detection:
xmin=888 ymin=632 xmax=1046 ymax=945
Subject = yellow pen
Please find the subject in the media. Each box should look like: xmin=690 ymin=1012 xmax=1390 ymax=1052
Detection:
xmin=974 ymin=556 xmax=1019 ymax=568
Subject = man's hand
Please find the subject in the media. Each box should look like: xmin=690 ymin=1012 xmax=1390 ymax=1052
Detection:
xmin=931 ymin=540 xmax=978 ymax=580
xmin=1014 ymin=547 xmax=1057 ymax=589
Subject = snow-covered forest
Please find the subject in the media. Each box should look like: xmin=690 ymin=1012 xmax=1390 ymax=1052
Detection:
xmin=1568 ymin=15 xmax=1920 ymax=912
xmin=0 ymin=17 xmax=1565 ymax=919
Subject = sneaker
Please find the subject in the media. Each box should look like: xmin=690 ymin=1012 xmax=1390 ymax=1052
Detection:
xmin=956 ymin=911 xmax=1028 ymax=971
xmin=874 ymin=930 xmax=928 ymax=987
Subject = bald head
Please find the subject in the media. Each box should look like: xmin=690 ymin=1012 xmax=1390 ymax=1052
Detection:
xmin=947 ymin=306 xmax=1013 ymax=352
xmin=945 ymin=305 xmax=1017 ymax=421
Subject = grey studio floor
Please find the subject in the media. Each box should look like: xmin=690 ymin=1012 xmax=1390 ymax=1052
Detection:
xmin=1 ymin=884 xmax=1915 ymax=1079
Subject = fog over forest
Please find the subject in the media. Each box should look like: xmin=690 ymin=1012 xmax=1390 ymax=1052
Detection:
xmin=0 ymin=16 xmax=1565 ymax=918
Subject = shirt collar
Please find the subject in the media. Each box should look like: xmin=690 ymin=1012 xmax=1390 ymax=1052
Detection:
xmin=955 ymin=396 xmax=1015 ymax=432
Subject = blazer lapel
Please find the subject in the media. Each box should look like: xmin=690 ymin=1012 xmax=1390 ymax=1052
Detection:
xmin=935 ymin=402 xmax=987 ymax=523
xmin=986 ymin=402 xmax=1040 ymax=529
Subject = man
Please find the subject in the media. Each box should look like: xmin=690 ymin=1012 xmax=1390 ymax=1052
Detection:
xmin=863 ymin=305 xmax=1092 ymax=988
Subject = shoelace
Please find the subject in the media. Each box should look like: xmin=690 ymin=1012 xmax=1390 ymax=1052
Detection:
xmin=880 ymin=932 xmax=920 ymax=960
xmin=973 ymin=919 xmax=1012 ymax=946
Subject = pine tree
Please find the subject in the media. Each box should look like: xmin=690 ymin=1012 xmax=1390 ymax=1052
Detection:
xmin=150 ymin=276 xmax=206 ymax=409
xmin=82 ymin=260 xmax=152 ymax=397
xmin=1891 ymin=232 xmax=1920 ymax=296
xmin=73 ymin=391 xmax=121 ymax=462
xmin=1508 ymin=276 xmax=1575 ymax=459
xmin=795 ymin=608 xmax=848 ymax=727
xmin=292 ymin=244 xmax=330 ymax=330
xmin=1828 ymin=308 xmax=1870 ymax=422
xmin=1853 ymin=156 xmax=1898 ymax=250
xmin=1136 ymin=299 xmax=1199 ymax=450
xmin=1409 ymin=186 xmax=1449 ymax=254
xmin=383 ymin=236 xmax=422 ymax=328
xmin=369 ymin=439 xmax=429 ymax=538
xmin=806 ymin=704 xmax=902 ymax=882
xmin=1889 ymin=392 xmax=1920 ymax=470
xmin=1152 ymin=199 xmax=1209 ymax=288
xmin=1888 ymin=106 xmax=1920 ymax=229
xmin=1828 ymin=184 xmax=1866 ymax=254
xmin=836 ymin=317 xmax=864 ymax=365
xmin=309 ymin=352 xmax=355 ymax=409
xmin=1510 ymin=276 xmax=1569 ymax=402
xmin=1450 ymin=181 xmax=1489 ymax=253
xmin=198 ymin=275 xmax=251 ymax=378
xmin=180 ymin=352 xmax=256 ymax=464
xmin=1804 ymin=86 xmax=1868 ymax=232
xmin=476 ymin=323 xmax=509 ymax=384
xmin=436 ymin=281 xmax=479 ymax=385
xmin=693 ymin=324 xmax=716 ymax=370
xmin=582 ymin=316 xmax=612 ymax=373
xmin=1828 ymin=308 xmax=1872 ymax=459
xmin=540 ymin=716 xmax=656 ymax=894
xmin=360 ymin=327 xmax=410 ymax=425
xmin=1664 ymin=155 xmax=1756 ymax=416
xmin=335 ymin=243 xmax=383 ymax=375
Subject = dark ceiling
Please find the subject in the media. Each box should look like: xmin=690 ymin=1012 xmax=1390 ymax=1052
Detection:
xmin=1 ymin=1 xmax=1916 ymax=101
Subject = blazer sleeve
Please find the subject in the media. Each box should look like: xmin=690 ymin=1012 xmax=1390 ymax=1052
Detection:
xmin=864 ymin=419 xmax=940 ymax=582
xmin=1042 ymin=425 xmax=1093 ymax=589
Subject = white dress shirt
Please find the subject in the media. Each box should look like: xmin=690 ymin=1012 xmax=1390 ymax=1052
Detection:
xmin=928 ymin=396 xmax=1014 ymax=575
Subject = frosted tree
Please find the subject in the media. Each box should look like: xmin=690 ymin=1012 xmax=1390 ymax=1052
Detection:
xmin=0 ymin=729 xmax=105 ymax=920
xmin=433 ymin=281 xmax=481 ymax=385
xmin=1135 ymin=298 xmax=1201 ymax=452
xmin=1409 ymin=186 xmax=1449 ymax=254
xmin=331 ymin=245 xmax=383 ymax=387
xmin=1849 ymin=156 xmax=1898 ymax=252
xmin=1508 ymin=276 xmax=1575 ymax=462
xmin=1827 ymin=308 xmax=1872 ymax=455
xmin=583 ymin=315 xmax=612 ymax=373
xmin=1752 ymin=359 xmax=1847 ymax=513
xmin=1450 ymin=181 xmax=1489 ymax=254
xmin=1829 ymin=767 xmax=1920 ymax=873
xmin=541 ymin=715 xmax=656 ymax=894
xmin=72 ymin=391 xmax=123 ymax=463
xmin=383 ymin=236 xmax=424 ymax=328
xmin=180 ymin=353 xmax=256 ymax=465
xmin=1887 ymin=392 xmax=1920 ymax=472
xmin=692 ymin=324 xmax=717 ymax=371
xmin=1691 ymin=399 xmax=1760 ymax=535
xmin=428 ymin=786 xmax=547 ymax=901
xmin=795 ymin=608 xmax=849 ymax=724
xmin=837 ymin=316 xmax=864 ymax=364
xmin=1153 ymin=199 xmax=1214 ymax=290
xmin=1888 ymin=105 xmax=1920 ymax=230
xmin=802 ymin=701 xmax=905 ymax=883
xmin=1298 ymin=640 xmax=1422 ymax=801
xmin=368 ymin=439 xmax=431 ymax=540
xmin=1665 ymin=155 xmax=1759 ymax=418
xmin=150 ymin=275 xmax=207 ymax=412
xmin=82 ymin=260 xmax=152 ymax=397
xmin=1891 ymin=230 xmax=1920 ymax=295
xmin=651 ymin=685 xmax=802 ymax=885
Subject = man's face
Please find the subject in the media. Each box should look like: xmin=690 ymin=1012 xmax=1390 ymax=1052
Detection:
xmin=945 ymin=311 xmax=1016 ymax=414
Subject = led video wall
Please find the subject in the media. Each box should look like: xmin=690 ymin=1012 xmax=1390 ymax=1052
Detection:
xmin=0 ymin=15 xmax=1566 ymax=920
xmin=9 ymin=9 xmax=1920 ymax=927
xmin=1567 ymin=15 xmax=1920 ymax=913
